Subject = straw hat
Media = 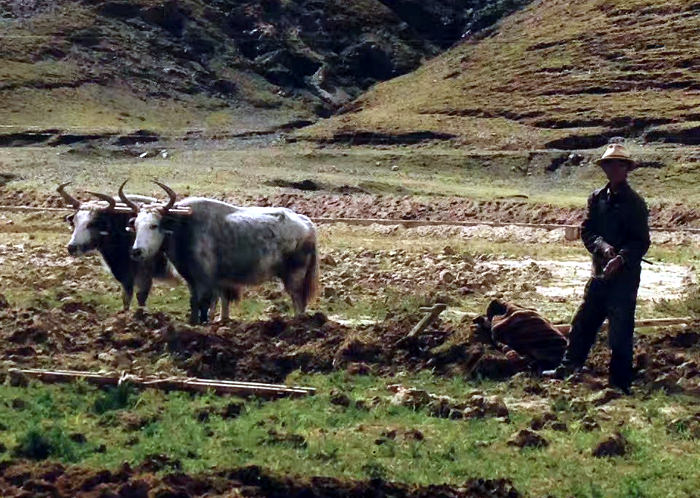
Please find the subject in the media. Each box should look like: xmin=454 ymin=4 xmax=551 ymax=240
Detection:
xmin=595 ymin=143 xmax=636 ymax=169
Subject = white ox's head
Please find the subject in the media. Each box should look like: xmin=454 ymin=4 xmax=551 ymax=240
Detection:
xmin=58 ymin=183 xmax=115 ymax=256
xmin=130 ymin=208 xmax=169 ymax=262
xmin=122 ymin=180 xmax=178 ymax=263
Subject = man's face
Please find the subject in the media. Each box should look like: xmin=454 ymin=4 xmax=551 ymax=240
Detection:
xmin=601 ymin=159 xmax=630 ymax=184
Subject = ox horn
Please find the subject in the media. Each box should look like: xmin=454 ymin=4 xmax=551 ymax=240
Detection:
xmin=153 ymin=180 xmax=177 ymax=212
xmin=56 ymin=182 xmax=81 ymax=209
xmin=118 ymin=180 xmax=140 ymax=213
xmin=86 ymin=191 xmax=116 ymax=211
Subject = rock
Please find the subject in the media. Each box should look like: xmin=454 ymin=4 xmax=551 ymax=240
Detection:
xmin=475 ymin=395 xmax=509 ymax=418
xmin=439 ymin=270 xmax=455 ymax=284
xmin=389 ymin=386 xmax=432 ymax=409
xmin=589 ymin=388 xmax=622 ymax=406
xmin=592 ymin=432 xmax=627 ymax=457
xmin=391 ymin=165 xmax=399 ymax=171
xmin=0 ymin=294 xmax=9 ymax=309
xmin=329 ymin=389 xmax=351 ymax=407
xmin=321 ymin=254 xmax=337 ymax=267
xmin=507 ymin=429 xmax=549 ymax=449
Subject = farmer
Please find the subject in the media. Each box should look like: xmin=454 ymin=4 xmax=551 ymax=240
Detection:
xmin=473 ymin=299 xmax=568 ymax=372
xmin=544 ymin=143 xmax=650 ymax=393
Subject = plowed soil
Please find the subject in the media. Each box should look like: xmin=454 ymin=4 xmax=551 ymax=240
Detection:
xmin=1 ymin=302 xmax=697 ymax=395
xmin=1 ymin=188 xmax=698 ymax=228
xmin=0 ymin=460 xmax=521 ymax=498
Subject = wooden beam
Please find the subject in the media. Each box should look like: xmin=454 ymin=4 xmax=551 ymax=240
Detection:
xmin=554 ymin=316 xmax=696 ymax=335
xmin=405 ymin=303 xmax=448 ymax=339
xmin=8 ymin=368 xmax=315 ymax=398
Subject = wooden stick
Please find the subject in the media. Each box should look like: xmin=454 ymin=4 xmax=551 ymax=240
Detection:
xmin=554 ymin=316 xmax=696 ymax=334
xmin=405 ymin=303 xmax=448 ymax=339
xmin=8 ymin=368 xmax=315 ymax=398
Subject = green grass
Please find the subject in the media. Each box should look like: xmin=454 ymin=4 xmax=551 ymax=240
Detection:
xmin=0 ymin=375 xmax=698 ymax=496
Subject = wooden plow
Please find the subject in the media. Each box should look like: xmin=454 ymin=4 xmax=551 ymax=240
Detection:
xmin=8 ymin=368 xmax=315 ymax=399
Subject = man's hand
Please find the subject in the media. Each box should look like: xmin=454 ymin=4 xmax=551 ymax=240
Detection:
xmin=603 ymin=255 xmax=624 ymax=279
xmin=601 ymin=244 xmax=617 ymax=261
xmin=505 ymin=350 xmax=523 ymax=362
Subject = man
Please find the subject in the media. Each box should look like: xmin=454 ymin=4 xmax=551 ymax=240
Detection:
xmin=544 ymin=143 xmax=650 ymax=393
xmin=473 ymin=299 xmax=568 ymax=372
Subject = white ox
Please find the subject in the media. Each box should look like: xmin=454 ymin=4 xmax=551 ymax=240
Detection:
xmin=121 ymin=181 xmax=319 ymax=324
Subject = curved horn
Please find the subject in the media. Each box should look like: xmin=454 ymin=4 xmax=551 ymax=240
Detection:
xmin=86 ymin=191 xmax=116 ymax=211
xmin=118 ymin=180 xmax=139 ymax=213
xmin=153 ymin=180 xmax=177 ymax=212
xmin=56 ymin=182 xmax=80 ymax=209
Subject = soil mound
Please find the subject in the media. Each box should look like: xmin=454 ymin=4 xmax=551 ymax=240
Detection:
xmin=0 ymin=460 xmax=521 ymax=497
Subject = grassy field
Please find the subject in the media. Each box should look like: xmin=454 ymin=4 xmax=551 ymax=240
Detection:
xmin=0 ymin=374 xmax=698 ymax=497
xmin=0 ymin=142 xmax=698 ymax=496
xmin=1 ymin=142 xmax=699 ymax=208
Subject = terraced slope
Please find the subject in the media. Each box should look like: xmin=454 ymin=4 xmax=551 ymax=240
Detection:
xmin=303 ymin=0 xmax=700 ymax=149
xmin=0 ymin=0 xmax=529 ymax=135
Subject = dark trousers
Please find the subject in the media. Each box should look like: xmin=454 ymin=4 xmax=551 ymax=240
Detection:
xmin=562 ymin=273 xmax=640 ymax=388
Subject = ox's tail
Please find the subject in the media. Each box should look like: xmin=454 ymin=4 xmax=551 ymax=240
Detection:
xmin=301 ymin=232 xmax=320 ymax=308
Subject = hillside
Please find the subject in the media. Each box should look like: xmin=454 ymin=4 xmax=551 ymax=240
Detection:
xmin=0 ymin=0 xmax=529 ymax=138
xmin=301 ymin=0 xmax=700 ymax=149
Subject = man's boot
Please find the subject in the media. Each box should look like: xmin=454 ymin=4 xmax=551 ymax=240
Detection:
xmin=542 ymin=364 xmax=579 ymax=379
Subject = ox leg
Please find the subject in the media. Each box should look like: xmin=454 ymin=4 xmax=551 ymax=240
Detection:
xmin=283 ymin=269 xmax=307 ymax=316
xmin=121 ymin=283 xmax=134 ymax=311
xmin=199 ymin=294 xmax=215 ymax=324
xmin=218 ymin=296 xmax=230 ymax=323
xmin=188 ymin=285 xmax=201 ymax=324
xmin=208 ymin=298 xmax=218 ymax=322
xmin=135 ymin=274 xmax=153 ymax=308
xmin=218 ymin=287 xmax=241 ymax=322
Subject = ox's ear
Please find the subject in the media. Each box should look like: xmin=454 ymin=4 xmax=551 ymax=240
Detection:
xmin=125 ymin=217 xmax=136 ymax=233
xmin=64 ymin=213 xmax=75 ymax=226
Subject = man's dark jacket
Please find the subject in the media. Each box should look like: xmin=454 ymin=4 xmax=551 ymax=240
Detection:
xmin=581 ymin=182 xmax=650 ymax=280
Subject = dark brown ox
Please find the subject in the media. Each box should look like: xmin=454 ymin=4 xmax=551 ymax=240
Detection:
xmin=58 ymin=182 xmax=175 ymax=310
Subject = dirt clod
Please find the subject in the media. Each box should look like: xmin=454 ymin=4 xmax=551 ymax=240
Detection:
xmin=589 ymin=388 xmax=622 ymax=406
xmin=330 ymin=389 xmax=352 ymax=407
xmin=592 ymin=432 xmax=628 ymax=458
xmin=507 ymin=429 xmax=549 ymax=449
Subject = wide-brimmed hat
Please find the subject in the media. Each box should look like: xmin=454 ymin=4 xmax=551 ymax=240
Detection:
xmin=595 ymin=143 xmax=636 ymax=170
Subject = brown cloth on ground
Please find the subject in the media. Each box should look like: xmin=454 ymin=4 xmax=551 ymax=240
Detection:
xmin=488 ymin=300 xmax=568 ymax=369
